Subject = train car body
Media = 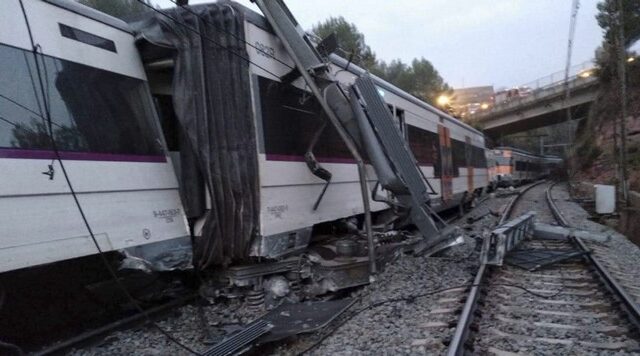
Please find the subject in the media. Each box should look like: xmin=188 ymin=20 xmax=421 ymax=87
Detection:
xmin=0 ymin=0 xmax=191 ymax=273
xmin=132 ymin=1 xmax=488 ymax=270
xmin=489 ymin=147 xmax=561 ymax=187
xmin=1 ymin=0 xmax=489 ymax=286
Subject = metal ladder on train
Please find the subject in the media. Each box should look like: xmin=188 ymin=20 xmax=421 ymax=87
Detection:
xmin=253 ymin=0 xmax=459 ymax=254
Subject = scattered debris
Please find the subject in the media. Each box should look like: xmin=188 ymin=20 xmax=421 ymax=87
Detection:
xmin=505 ymin=248 xmax=584 ymax=271
xmin=534 ymin=222 xmax=612 ymax=243
xmin=258 ymin=299 xmax=356 ymax=343
xmin=480 ymin=212 xmax=536 ymax=266
xmin=203 ymin=320 xmax=273 ymax=356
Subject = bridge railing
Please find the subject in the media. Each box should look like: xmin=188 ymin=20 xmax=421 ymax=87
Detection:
xmin=473 ymin=59 xmax=596 ymax=119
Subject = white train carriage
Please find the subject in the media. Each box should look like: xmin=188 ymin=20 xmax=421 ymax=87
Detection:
xmin=132 ymin=1 xmax=488 ymax=269
xmin=0 ymin=0 xmax=190 ymax=273
xmin=0 ymin=0 xmax=489 ymax=276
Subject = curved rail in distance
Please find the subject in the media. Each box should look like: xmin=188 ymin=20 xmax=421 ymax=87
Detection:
xmin=447 ymin=180 xmax=546 ymax=356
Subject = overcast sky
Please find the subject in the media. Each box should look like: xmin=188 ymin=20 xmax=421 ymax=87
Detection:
xmin=152 ymin=0 xmax=604 ymax=90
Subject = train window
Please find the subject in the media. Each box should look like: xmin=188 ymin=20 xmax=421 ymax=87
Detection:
xmin=451 ymin=139 xmax=466 ymax=175
xmin=495 ymin=156 xmax=510 ymax=166
xmin=0 ymin=45 xmax=50 ymax=150
xmin=59 ymin=24 xmax=117 ymax=53
xmin=0 ymin=44 xmax=162 ymax=157
xmin=258 ymin=76 xmax=353 ymax=162
xmin=407 ymin=125 xmax=439 ymax=168
xmin=470 ymin=145 xmax=487 ymax=168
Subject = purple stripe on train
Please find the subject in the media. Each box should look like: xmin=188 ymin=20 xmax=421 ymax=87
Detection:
xmin=0 ymin=148 xmax=167 ymax=163
xmin=265 ymin=153 xmax=439 ymax=168
xmin=266 ymin=153 xmax=357 ymax=164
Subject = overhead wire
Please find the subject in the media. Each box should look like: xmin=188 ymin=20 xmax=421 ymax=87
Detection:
xmin=17 ymin=0 xmax=200 ymax=354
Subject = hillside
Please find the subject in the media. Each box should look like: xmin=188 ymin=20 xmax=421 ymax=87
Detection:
xmin=572 ymin=62 xmax=640 ymax=191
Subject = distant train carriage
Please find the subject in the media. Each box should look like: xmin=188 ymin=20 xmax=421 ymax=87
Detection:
xmin=488 ymin=147 xmax=562 ymax=187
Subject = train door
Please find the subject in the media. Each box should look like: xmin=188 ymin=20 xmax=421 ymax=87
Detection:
xmin=465 ymin=136 xmax=474 ymax=193
xmin=438 ymin=124 xmax=453 ymax=202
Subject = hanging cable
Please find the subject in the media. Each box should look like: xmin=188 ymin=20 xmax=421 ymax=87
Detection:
xmin=17 ymin=1 xmax=200 ymax=354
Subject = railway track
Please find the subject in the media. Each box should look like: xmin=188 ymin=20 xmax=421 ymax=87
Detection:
xmin=447 ymin=181 xmax=640 ymax=355
xmin=36 ymin=182 xmax=640 ymax=355
xmin=375 ymin=181 xmax=546 ymax=355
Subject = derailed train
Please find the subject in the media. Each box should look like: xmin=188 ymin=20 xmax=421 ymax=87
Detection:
xmin=0 ymin=0 xmax=557 ymax=296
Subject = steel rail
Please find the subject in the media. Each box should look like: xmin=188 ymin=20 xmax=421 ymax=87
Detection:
xmin=546 ymin=182 xmax=640 ymax=330
xmin=447 ymin=180 xmax=546 ymax=356
xmin=445 ymin=263 xmax=486 ymax=356
xmin=499 ymin=180 xmax=547 ymax=224
xmin=449 ymin=180 xmax=640 ymax=355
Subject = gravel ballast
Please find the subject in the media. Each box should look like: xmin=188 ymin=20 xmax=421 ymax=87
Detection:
xmin=69 ymin=182 xmax=640 ymax=356
xmin=68 ymin=193 xmax=512 ymax=356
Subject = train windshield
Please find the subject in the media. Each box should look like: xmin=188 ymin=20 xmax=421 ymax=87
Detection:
xmin=495 ymin=156 xmax=511 ymax=165
xmin=0 ymin=43 xmax=162 ymax=157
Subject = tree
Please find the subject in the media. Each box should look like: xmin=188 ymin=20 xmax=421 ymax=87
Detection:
xmin=382 ymin=59 xmax=414 ymax=92
xmin=312 ymin=16 xmax=378 ymax=70
xmin=376 ymin=58 xmax=451 ymax=105
xmin=595 ymin=0 xmax=640 ymax=81
xmin=410 ymin=57 xmax=451 ymax=104
xmin=311 ymin=16 xmax=450 ymax=106
xmin=77 ymin=0 xmax=153 ymax=20
xmin=597 ymin=0 xmax=640 ymax=48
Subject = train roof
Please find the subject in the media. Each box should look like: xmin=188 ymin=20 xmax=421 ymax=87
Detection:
xmin=329 ymin=56 xmax=485 ymax=136
xmin=40 ymin=0 xmax=488 ymax=139
xmin=41 ymin=0 xmax=132 ymax=34
xmin=179 ymin=1 xmax=486 ymax=137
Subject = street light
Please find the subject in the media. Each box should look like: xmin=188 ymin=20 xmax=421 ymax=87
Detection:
xmin=436 ymin=95 xmax=450 ymax=107
xmin=628 ymin=56 xmax=636 ymax=63
xmin=578 ymin=70 xmax=592 ymax=78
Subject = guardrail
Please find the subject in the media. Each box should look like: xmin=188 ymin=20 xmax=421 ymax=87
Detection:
xmin=472 ymin=59 xmax=597 ymax=120
xmin=480 ymin=211 xmax=536 ymax=266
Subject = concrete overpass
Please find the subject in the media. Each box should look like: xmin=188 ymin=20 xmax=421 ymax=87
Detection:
xmin=472 ymin=63 xmax=599 ymax=138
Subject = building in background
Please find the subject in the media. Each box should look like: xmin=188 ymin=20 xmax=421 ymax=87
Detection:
xmin=450 ymin=86 xmax=494 ymax=121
